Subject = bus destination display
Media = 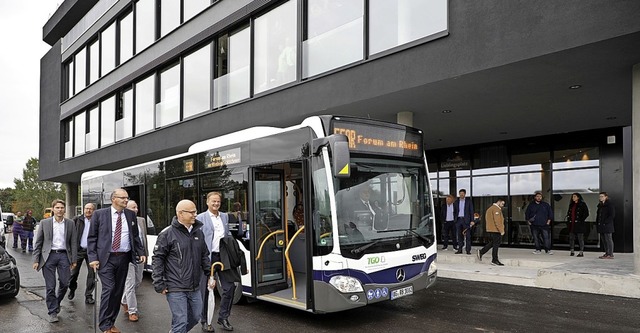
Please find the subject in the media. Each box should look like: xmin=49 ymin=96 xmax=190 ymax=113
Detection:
xmin=332 ymin=120 xmax=423 ymax=158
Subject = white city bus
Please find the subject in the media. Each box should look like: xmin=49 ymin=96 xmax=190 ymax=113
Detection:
xmin=81 ymin=115 xmax=437 ymax=313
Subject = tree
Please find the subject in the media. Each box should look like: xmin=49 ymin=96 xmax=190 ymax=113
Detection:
xmin=0 ymin=187 xmax=14 ymax=213
xmin=12 ymin=158 xmax=66 ymax=220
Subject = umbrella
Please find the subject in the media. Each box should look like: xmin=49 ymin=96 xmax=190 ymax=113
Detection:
xmin=206 ymin=262 xmax=224 ymax=330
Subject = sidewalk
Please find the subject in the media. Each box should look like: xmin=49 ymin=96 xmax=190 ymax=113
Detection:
xmin=437 ymin=247 xmax=640 ymax=298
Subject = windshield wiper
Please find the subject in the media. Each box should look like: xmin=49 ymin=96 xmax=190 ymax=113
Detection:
xmin=406 ymin=229 xmax=432 ymax=245
xmin=350 ymin=239 xmax=383 ymax=254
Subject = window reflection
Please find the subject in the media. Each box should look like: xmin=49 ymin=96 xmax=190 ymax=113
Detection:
xmin=88 ymin=40 xmax=99 ymax=84
xmin=86 ymin=106 xmax=99 ymax=151
xmin=64 ymin=119 xmax=73 ymax=159
xmin=135 ymin=74 xmax=155 ymax=134
xmin=74 ymin=48 xmax=86 ymax=93
xmin=184 ymin=0 xmax=210 ymax=22
xmin=116 ymin=89 xmax=133 ymax=141
xmin=214 ymin=27 xmax=250 ymax=108
xmin=74 ymin=112 xmax=86 ymax=155
xmin=120 ymin=11 xmax=134 ymax=64
xmin=101 ymin=22 xmax=116 ymax=75
xmin=161 ymin=0 xmax=181 ymax=37
xmin=156 ymin=64 xmax=180 ymax=128
xmin=254 ymin=0 xmax=297 ymax=94
xmin=303 ymin=0 xmax=363 ymax=78
xmin=184 ymin=45 xmax=211 ymax=118
xmin=136 ymin=0 xmax=155 ymax=52
xmin=100 ymin=96 xmax=116 ymax=147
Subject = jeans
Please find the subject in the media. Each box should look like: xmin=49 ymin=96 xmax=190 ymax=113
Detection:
xmin=531 ymin=225 xmax=551 ymax=252
xmin=121 ymin=262 xmax=144 ymax=314
xmin=42 ymin=252 xmax=70 ymax=315
xmin=601 ymin=233 xmax=614 ymax=256
xmin=441 ymin=221 xmax=456 ymax=249
xmin=569 ymin=233 xmax=584 ymax=253
xmin=166 ymin=290 xmax=202 ymax=333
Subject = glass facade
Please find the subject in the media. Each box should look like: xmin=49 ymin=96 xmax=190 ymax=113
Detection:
xmin=74 ymin=112 xmax=86 ymax=155
xmin=430 ymin=142 xmax=601 ymax=249
xmin=61 ymin=0 xmax=449 ymax=159
xmin=87 ymin=106 xmax=99 ymax=151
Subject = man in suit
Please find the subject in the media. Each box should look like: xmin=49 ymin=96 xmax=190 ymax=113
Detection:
xmin=198 ymin=191 xmax=235 ymax=332
xmin=453 ymin=189 xmax=475 ymax=254
xmin=120 ymin=200 xmax=148 ymax=322
xmin=350 ymin=184 xmax=384 ymax=229
xmin=440 ymin=195 xmax=457 ymax=250
xmin=88 ymin=189 xmax=146 ymax=333
xmin=32 ymin=199 xmax=78 ymax=323
xmin=68 ymin=203 xmax=96 ymax=304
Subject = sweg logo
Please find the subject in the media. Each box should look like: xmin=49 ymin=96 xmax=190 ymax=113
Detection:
xmin=412 ymin=253 xmax=427 ymax=262
xmin=367 ymin=256 xmax=386 ymax=265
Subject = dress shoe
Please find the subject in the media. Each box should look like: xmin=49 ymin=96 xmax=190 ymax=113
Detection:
xmin=576 ymin=252 xmax=584 ymax=257
xmin=570 ymin=252 xmax=575 ymax=256
xmin=48 ymin=313 xmax=59 ymax=323
xmin=491 ymin=260 xmax=504 ymax=266
xmin=86 ymin=296 xmax=95 ymax=304
xmin=202 ymin=322 xmax=215 ymax=332
xmin=121 ymin=303 xmax=129 ymax=315
xmin=454 ymin=250 xmax=463 ymax=254
xmin=476 ymin=249 xmax=483 ymax=261
xmin=67 ymin=289 xmax=75 ymax=300
xmin=217 ymin=318 xmax=233 ymax=331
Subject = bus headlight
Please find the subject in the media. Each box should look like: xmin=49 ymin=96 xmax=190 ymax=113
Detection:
xmin=329 ymin=275 xmax=364 ymax=293
xmin=428 ymin=262 xmax=437 ymax=275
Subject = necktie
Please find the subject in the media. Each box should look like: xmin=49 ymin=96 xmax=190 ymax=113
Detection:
xmin=112 ymin=211 xmax=122 ymax=251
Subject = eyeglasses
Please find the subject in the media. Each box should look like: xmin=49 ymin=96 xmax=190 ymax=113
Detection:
xmin=114 ymin=196 xmax=130 ymax=200
xmin=180 ymin=210 xmax=197 ymax=215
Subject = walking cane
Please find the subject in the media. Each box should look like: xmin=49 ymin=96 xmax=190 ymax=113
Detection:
xmin=205 ymin=262 xmax=224 ymax=332
xmin=93 ymin=266 xmax=99 ymax=333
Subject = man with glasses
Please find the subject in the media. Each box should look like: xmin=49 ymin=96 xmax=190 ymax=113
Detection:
xmin=153 ymin=200 xmax=210 ymax=333
xmin=88 ymin=189 xmax=146 ymax=333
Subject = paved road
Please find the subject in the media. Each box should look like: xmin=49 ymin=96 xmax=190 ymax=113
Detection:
xmin=2 ymin=246 xmax=640 ymax=333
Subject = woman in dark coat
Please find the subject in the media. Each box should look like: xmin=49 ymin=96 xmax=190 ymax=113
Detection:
xmin=566 ymin=193 xmax=589 ymax=257
xmin=596 ymin=192 xmax=615 ymax=259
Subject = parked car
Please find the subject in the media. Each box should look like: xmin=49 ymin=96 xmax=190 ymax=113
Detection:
xmin=0 ymin=245 xmax=20 ymax=297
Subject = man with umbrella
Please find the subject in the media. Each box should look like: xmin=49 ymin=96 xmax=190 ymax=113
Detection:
xmin=152 ymin=200 xmax=210 ymax=333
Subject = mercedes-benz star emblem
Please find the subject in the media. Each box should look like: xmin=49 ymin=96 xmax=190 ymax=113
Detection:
xmin=396 ymin=268 xmax=406 ymax=282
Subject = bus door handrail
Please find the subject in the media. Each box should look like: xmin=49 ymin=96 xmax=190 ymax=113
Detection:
xmin=284 ymin=226 xmax=305 ymax=300
xmin=255 ymin=229 xmax=284 ymax=260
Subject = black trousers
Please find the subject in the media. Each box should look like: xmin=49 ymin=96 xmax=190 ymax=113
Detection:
xmin=97 ymin=252 xmax=130 ymax=331
xmin=479 ymin=232 xmax=502 ymax=262
xmin=69 ymin=248 xmax=96 ymax=298
xmin=201 ymin=252 xmax=236 ymax=323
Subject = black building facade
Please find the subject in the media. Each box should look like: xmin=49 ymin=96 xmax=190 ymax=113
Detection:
xmin=40 ymin=0 xmax=640 ymax=252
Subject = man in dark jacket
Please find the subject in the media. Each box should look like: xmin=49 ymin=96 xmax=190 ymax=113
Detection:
xmin=525 ymin=192 xmax=554 ymax=254
xmin=152 ymin=200 xmax=210 ymax=333
xmin=453 ymin=189 xmax=475 ymax=254
xmin=596 ymin=192 xmax=615 ymax=259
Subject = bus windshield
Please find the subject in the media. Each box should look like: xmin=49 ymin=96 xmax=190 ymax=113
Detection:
xmin=335 ymin=158 xmax=434 ymax=258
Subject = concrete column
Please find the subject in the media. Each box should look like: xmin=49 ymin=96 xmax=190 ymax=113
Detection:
xmin=397 ymin=111 xmax=414 ymax=127
xmin=65 ymin=182 xmax=79 ymax=219
xmin=633 ymin=64 xmax=640 ymax=275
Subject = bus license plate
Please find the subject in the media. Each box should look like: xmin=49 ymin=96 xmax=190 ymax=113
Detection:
xmin=390 ymin=286 xmax=413 ymax=300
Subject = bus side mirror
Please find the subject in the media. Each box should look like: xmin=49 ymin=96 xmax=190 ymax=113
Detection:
xmin=313 ymin=134 xmax=351 ymax=178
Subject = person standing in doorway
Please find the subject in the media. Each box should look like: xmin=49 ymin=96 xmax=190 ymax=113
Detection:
xmin=440 ymin=195 xmax=457 ymax=251
xmin=596 ymin=192 xmax=615 ymax=259
xmin=121 ymin=200 xmax=148 ymax=322
xmin=566 ymin=193 xmax=589 ymax=257
xmin=525 ymin=192 xmax=554 ymax=255
xmin=477 ymin=199 xmax=506 ymax=266
xmin=88 ymin=189 xmax=146 ymax=333
xmin=198 ymin=192 xmax=235 ymax=332
xmin=454 ymin=189 xmax=475 ymax=255
xmin=32 ymin=199 xmax=78 ymax=323
xmin=69 ymin=203 xmax=97 ymax=304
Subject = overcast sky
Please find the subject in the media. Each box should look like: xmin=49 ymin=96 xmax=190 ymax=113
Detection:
xmin=0 ymin=1 xmax=61 ymax=189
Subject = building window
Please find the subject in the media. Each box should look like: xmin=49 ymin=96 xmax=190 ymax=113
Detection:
xmin=64 ymin=119 xmax=73 ymax=159
xmin=88 ymin=39 xmax=100 ymax=84
xmin=135 ymin=74 xmax=155 ymax=135
xmin=116 ymin=88 xmax=133 ymax=141
xmin=100 ymin=95 xmax=116 ymax=147
xmin=86 ymin=106 xmax=99 ymax=151
xmin=369 ymin=0 xmax=448 ymax=55
xmin=74 ymin=112 xmax=86 ymax=155
xmin=63 ymin=60 xmax=73 ymax=100
xmin=161 ymin=0 xmax=181 ymax=37
xmin=183 ymin=44 xmax=211 ymax=118
xmin=157 ymin=63 xmax=180 ymax=128
xmin=120 ymin=10 xmax=134 ymax=65
xmin=136 ymin=0 xmax=156 ymax=53
xmin=74 ymin=48 xmax=87 ymax=93
xmin=214 ymin=26 xmax=250 ymax=108
xmin=184 ymin=0 xmax=210 ymax=22
xmin=101 ymin=21 xmax=117 ymax=75
xmin=303 ymin=0 xmax=363 ymax=78
xmin=253 ymin=0 xmax=297 ymax=94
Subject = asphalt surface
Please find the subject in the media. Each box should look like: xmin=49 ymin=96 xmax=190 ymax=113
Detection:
xmin=2 ymin=244 xmax=640 ymax=333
